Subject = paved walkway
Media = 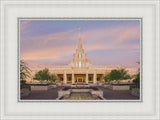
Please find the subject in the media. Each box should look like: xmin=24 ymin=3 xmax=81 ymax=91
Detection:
xmin=21 ymin=86 xmax=139 ymax=100
xmin=98 ymin=87 xmax=139 ymax=100
xmin=22 ymin=87 xmax=62 ymax=100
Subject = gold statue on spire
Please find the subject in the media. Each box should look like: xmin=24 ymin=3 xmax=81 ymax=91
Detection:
xmin=79 ymin=26 xmax=81 ymax=32
xmin=79 ymin=26 xmax=81 ymax=39
xmin=78 ymin=27 xmax=82 ymax=49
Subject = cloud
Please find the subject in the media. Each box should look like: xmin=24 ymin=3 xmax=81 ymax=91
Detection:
xmin=82 ymin=24 xmax=140 ymax=51
xmin=20 ymin=21 xmax=140 ymax=67
xmin=20 ymin=20 xmax=32 ymax=34
xmin=21 ymin=45 xmax=75 ymax=61
xmin=20 ymin=28 xmax=78 ymax=53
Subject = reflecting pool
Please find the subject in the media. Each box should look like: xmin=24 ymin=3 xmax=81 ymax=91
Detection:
xmin=61 ymin=92 xmax=101 ymax=100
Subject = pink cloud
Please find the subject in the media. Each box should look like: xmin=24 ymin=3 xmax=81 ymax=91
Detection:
xmin=82 ymin=24 xmax=140 ymax=51
xmin=20 ymin=23 xmax=140 ymax=68
xmin=21 ymin=28 xmax=78 ymax=53
xmin=21 ymin=45 xmax=75 ymax=60
xmin=42 ymin=28 xmax=77 ymax=45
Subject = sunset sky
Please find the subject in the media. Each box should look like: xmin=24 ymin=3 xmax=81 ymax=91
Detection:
xmin=20 ymin=19 xmax=140 ymax=68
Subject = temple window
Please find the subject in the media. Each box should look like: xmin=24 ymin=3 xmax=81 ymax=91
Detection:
xmin=76 ymin=61 xmax=78 ymax=67
xmin=83 ymin=61 xmax=85 ymax=67
xmin=89 ymin=77 xmax=92 ymax=81
xmin=79 ymin=51 xmax=81 ymax=58
xmin=79 ymin=61 xmax=81 ymax=68
xmin=68 ymin=77 xmax=71 ymax=81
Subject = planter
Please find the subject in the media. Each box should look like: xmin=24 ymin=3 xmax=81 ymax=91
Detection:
xmin=103 ymin=84 xmax=110 ymax=88
xmin=71 ymin=85 xmax=90 ymax=88
xmin=56 ymin=83 xmax=63 ymax=86
xmin=48 ymin=85 xmax=57 ymax=89
xmin=71 ymin=89 xmax=90 ymax=92
xmin=97 ymin=82 xmax=103 ymax=86
xmin=112 ymin=85 xmax=130 ymax=90
xmin=31 ymin=86 xmax=48 ymax=91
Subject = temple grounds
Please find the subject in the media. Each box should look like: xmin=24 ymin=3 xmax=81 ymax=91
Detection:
xmin=21 ymin=86 xmax=139 ymax=100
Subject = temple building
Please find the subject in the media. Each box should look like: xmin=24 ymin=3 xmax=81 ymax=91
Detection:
xmin=30 ymin=27 xmax=138 ymax=84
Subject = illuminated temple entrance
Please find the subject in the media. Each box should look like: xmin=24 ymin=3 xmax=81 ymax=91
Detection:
xmin=74 ymin=74 xmax=86 ymax=83
xmin=57 ymin=73 xmax=103 ymax=84
xmin=77 ymin=77 xmax=83 ymax=82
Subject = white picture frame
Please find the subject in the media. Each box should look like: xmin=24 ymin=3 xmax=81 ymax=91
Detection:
xmin=18 ymin=17 xmax=142 ymax=102
xmin=0 ymin=0 xmax=159 ymax=120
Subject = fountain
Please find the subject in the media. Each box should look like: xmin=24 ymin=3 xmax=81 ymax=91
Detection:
xmin=56 ymin=86 xmax=105 ymax=100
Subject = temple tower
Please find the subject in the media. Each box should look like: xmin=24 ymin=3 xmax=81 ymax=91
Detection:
xmin=69 ymin=27 xmax=91 ymax=68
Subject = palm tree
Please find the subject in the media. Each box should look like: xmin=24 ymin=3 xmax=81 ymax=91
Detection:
xmin=106 ymin=68 xmax=131 ymax=83
xmin=20 ymin=60 xmax=31 ymax=82
xmin=119 ymin=68 xmax=131 ymax=80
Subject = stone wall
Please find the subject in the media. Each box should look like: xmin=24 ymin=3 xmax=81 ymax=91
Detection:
xmin=48 ymin=85 xmax=57 ymax=89
xmin=103 ymin=84 xmax=111 ymax=88
xmin=104 ymin=84 xmax=130 ymax=90
xmin=58 ymin=90 xmax=71 ymax=98
xmin=57 ymin=89 xmax=104 ymax=99
xmin=90 ymin=90 xmax=103 ymax=97
xmin=112 ymin=85 xmax=130 ymax=90
xmin=31 ymin=86 xmax=48 ymax=91
xmin=71 ymin=89 xmax=90 ymax=92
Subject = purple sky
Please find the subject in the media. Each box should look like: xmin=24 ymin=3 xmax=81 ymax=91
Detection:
xmin=20 ymin=20 xmax=140 ymax=68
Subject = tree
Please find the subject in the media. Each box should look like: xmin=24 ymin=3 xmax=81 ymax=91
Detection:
xmin=33 ymin=68 xmax=57 ymax=83
xmin=133 ymin=62 xmax=140 ymax=87
xmin=20 ymin=60 xmax=31 ymax=82
xmin=109 ymin=69 xmax=122 ymax=81
xmin=133 ymin=71 xmax=140 ymax=87
xmin=49 ymin=74 xmax=57 ymax=83
xmin=33 ymin=68 xmax=50 ymax=83
xmin=103 ymin=72 xmax=111 ymax=83
xmin=119 ymin=68 xmax=131 ymax=80
xmin=108 ymin=68 xmax=131 ymax=82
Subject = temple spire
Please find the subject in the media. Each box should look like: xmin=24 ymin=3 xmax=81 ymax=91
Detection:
xmin=78 ymin=27 xmax=83 ymax=49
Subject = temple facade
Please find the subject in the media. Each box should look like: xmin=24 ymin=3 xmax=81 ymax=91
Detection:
xmin=30 ymin=27 xmax=138 ymax=84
